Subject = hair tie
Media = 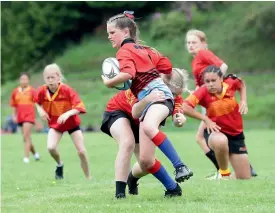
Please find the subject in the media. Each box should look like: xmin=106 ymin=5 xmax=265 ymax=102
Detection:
xmin=124 ymin=11 xmax=135 ymax=20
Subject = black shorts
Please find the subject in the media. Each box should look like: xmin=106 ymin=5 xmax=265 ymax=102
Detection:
xmin=204 ymin=129 xmax=248 ymax=154
xmin=141 ymin=99 xmax=174 ymax=126
xmin=17 ymin=121 xmax=35 ymax=127
xmin=100 ymin=110 xmax=139 ymax=144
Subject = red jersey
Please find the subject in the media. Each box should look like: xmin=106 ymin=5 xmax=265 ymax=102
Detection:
xmin=185 ymin=76 xmax=243 ymax=136
xmin=105 ymin=90 xmax=183 ymax=123
xmin=117 ymin=39 xmax=172 ymax=96
xmin=192 ymin=49 xmax=224 ymax=87
xmin=10 ymin=86 xmax=36 ymax=124
xmin=36 ymin=83 xmax=86 ymax=132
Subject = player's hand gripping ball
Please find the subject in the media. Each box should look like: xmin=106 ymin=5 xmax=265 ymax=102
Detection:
xmin=102 ymin=57 xmax=132 ymax=90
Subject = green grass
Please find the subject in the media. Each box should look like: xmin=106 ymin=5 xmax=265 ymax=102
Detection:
xmin=2 ymin=130 xmax=275 ymax=213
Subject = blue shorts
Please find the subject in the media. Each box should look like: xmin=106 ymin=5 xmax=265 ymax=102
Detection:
xmin=137 ymin=78 xmax=174 ymax=120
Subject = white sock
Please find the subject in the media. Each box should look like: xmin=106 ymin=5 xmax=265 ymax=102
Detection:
xmin=34 ymin=153 xmax=40 ymax=159
xmin=57 ymin=162 xmax=63 ymax=167
xmin=23 ymin=157 xmax=30 ymax=163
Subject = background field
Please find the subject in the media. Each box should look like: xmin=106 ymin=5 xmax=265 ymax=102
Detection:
xmin=2 ymin=130 xmax=275 ymax=213
xmin=1 ymin=2 xmax=275 ymax=213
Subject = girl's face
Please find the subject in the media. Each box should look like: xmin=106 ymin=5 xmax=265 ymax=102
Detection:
xmin=19 ymin=75 xmax=29 ymax=88
xmin=204 ymin=72 xmax=223 ymax=94
xmin=107 ymin=23 xmax=129 ymax=49
xmin=43 ymin=69 xmax=60 ymax=91
xmin=186 ymin=35 xmax=206 ymax=55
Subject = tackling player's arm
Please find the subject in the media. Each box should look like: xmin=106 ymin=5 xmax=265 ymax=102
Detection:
xmin=172 ymin=95 xmax=186 ymax=127
xmin=182 ymin=88 xmax=221 ymax=133
xmin=132 ymin=90 xmax=165 ymax=119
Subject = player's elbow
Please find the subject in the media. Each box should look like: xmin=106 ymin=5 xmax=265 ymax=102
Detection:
xmin=131 ymin=111 xmax=140 ymax=120
xmin=120 ymin=72 xmax=132 ymax=81
xmin=220 ymin=63 xmax=228 ymax=74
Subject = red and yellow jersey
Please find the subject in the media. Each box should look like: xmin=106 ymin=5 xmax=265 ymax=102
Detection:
xmin=105 ymin=90 xmax=183 ymax=123
xmin=117 ymin=39 xmax=172 ymax=96
xmin=106 ymin=89 xmax=138 ymax=123
xmin=192 ymin=49 xmax=224 ymax=87
xmin=36 ymin=83 xmax=86 ymax=132
xmin=10 ymin=86 xmax=36 ymax=123
xmin=185 ymin=76 xmax=243 ymax=136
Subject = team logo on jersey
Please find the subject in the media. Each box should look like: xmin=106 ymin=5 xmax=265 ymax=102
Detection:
xmin=125 ymin=90 xmax=136 ymax=106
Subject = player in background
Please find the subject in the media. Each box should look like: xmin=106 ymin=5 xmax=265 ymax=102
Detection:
xmin=185 ymin=29 xmax=228 ymax=177
xmin=101 ymin=68 xmax=193 ymax=198
xmin=10 ymin=73 xmax=40 ymax=163
xmin=186 ymin=29 xmax=257 ymax=178
xmin=182 ymin=65 xmax=252 ymax=179
xmin=36 ymin=64 xmax=91 ymax=180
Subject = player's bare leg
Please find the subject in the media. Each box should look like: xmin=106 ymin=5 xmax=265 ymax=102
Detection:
xmin=22 ymin=122 xmax=39 ymax=163
xmin=47 ymin=128 xmax=63 ymax=179
xmin=110 ymin=118 xmax=136 ymax=198
xmin=70 ymin=130 xmax=91 ymax=180
xmin=208 ymin=132 xmax=231 ymax=178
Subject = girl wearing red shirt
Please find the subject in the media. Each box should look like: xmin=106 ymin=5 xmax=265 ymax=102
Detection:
xmin=102 ymin=11 xmax=190 ymax=197
xmin=10 ymin=73 xmax=40 ymax=163
xmin=186 ymin=29 xmax=229 ymax=176
xmin=101 ymin=68 xmax=193 ymax=198
xmin=182 ymin=65 xmax=251 ymax=179
xmin=36 ymin=64 xmax=91 ymax=180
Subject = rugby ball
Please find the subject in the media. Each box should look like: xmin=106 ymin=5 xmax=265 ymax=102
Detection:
xmin=102 ymin=57 xmax=132 ymax=90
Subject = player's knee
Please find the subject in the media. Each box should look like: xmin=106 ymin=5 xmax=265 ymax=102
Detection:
xmin=209 ymin=132 xmax=228 ymax=150
xmin=47 ymin=146 xmax=57 ymax=153
xmin=139 ymin=157 xmax=154 ymax=170
xmin=235 ymin=172 xmax=251 ymax=179
xmin=119 ymin=139 xmax=135 ymax=154
xmin=23 ymin=134 xmax=30 ymax=142
xmin=141 ymin=123 xmax=156 ymax=137
xmin=77 ymin=149 xmax=86 ymax=156
xmin=195 ymin=133 xmax=204 ymax=144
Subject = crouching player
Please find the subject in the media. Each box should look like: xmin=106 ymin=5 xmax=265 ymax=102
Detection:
xmin=36 ymin=63 xmax=91 ymax=180
xmin=182 ymin=65 xmax=252 ymax=179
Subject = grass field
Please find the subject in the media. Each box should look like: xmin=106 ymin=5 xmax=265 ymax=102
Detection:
xmin=2 ymin=130 xmax=275 ymax=213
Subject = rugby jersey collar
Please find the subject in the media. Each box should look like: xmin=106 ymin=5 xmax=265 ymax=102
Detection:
xmin=214 ymin=82 xmax=229 ymax=99
xmin=45 ymin=83 xmax=62 ymax=102
xmin=18 ymin=86 xmax=30 ymax=93
xmin=121 ymin=38 xmax=135 ymax=47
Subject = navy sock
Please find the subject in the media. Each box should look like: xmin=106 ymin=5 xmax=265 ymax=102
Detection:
xmin=148 ymin=159 xmax=177 ymax=190
xmin=152 ymin=131 xmax=184 ymax=168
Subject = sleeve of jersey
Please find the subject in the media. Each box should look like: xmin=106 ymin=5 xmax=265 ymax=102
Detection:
xmin=228 ymin=76 xmax=243 ymax=91
xmin=172 ymin=95 xmax=184 ymax=115
xmin=184 ymin=89 xmax=204 ymax=108
xmin=116 ymin=49 xmax=136 ymax=78
xmin=35 ymin=87 xmax=43 ymax=105
xmin=200 ymin=50 xmax=224 ymax=67
xmin=10 ymin=90 xmax=17 ymax=107
xmin=156 ymin=54 xmax=172 ymax=74
xmin=68 ymin=87 xmax=86 ymax=114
